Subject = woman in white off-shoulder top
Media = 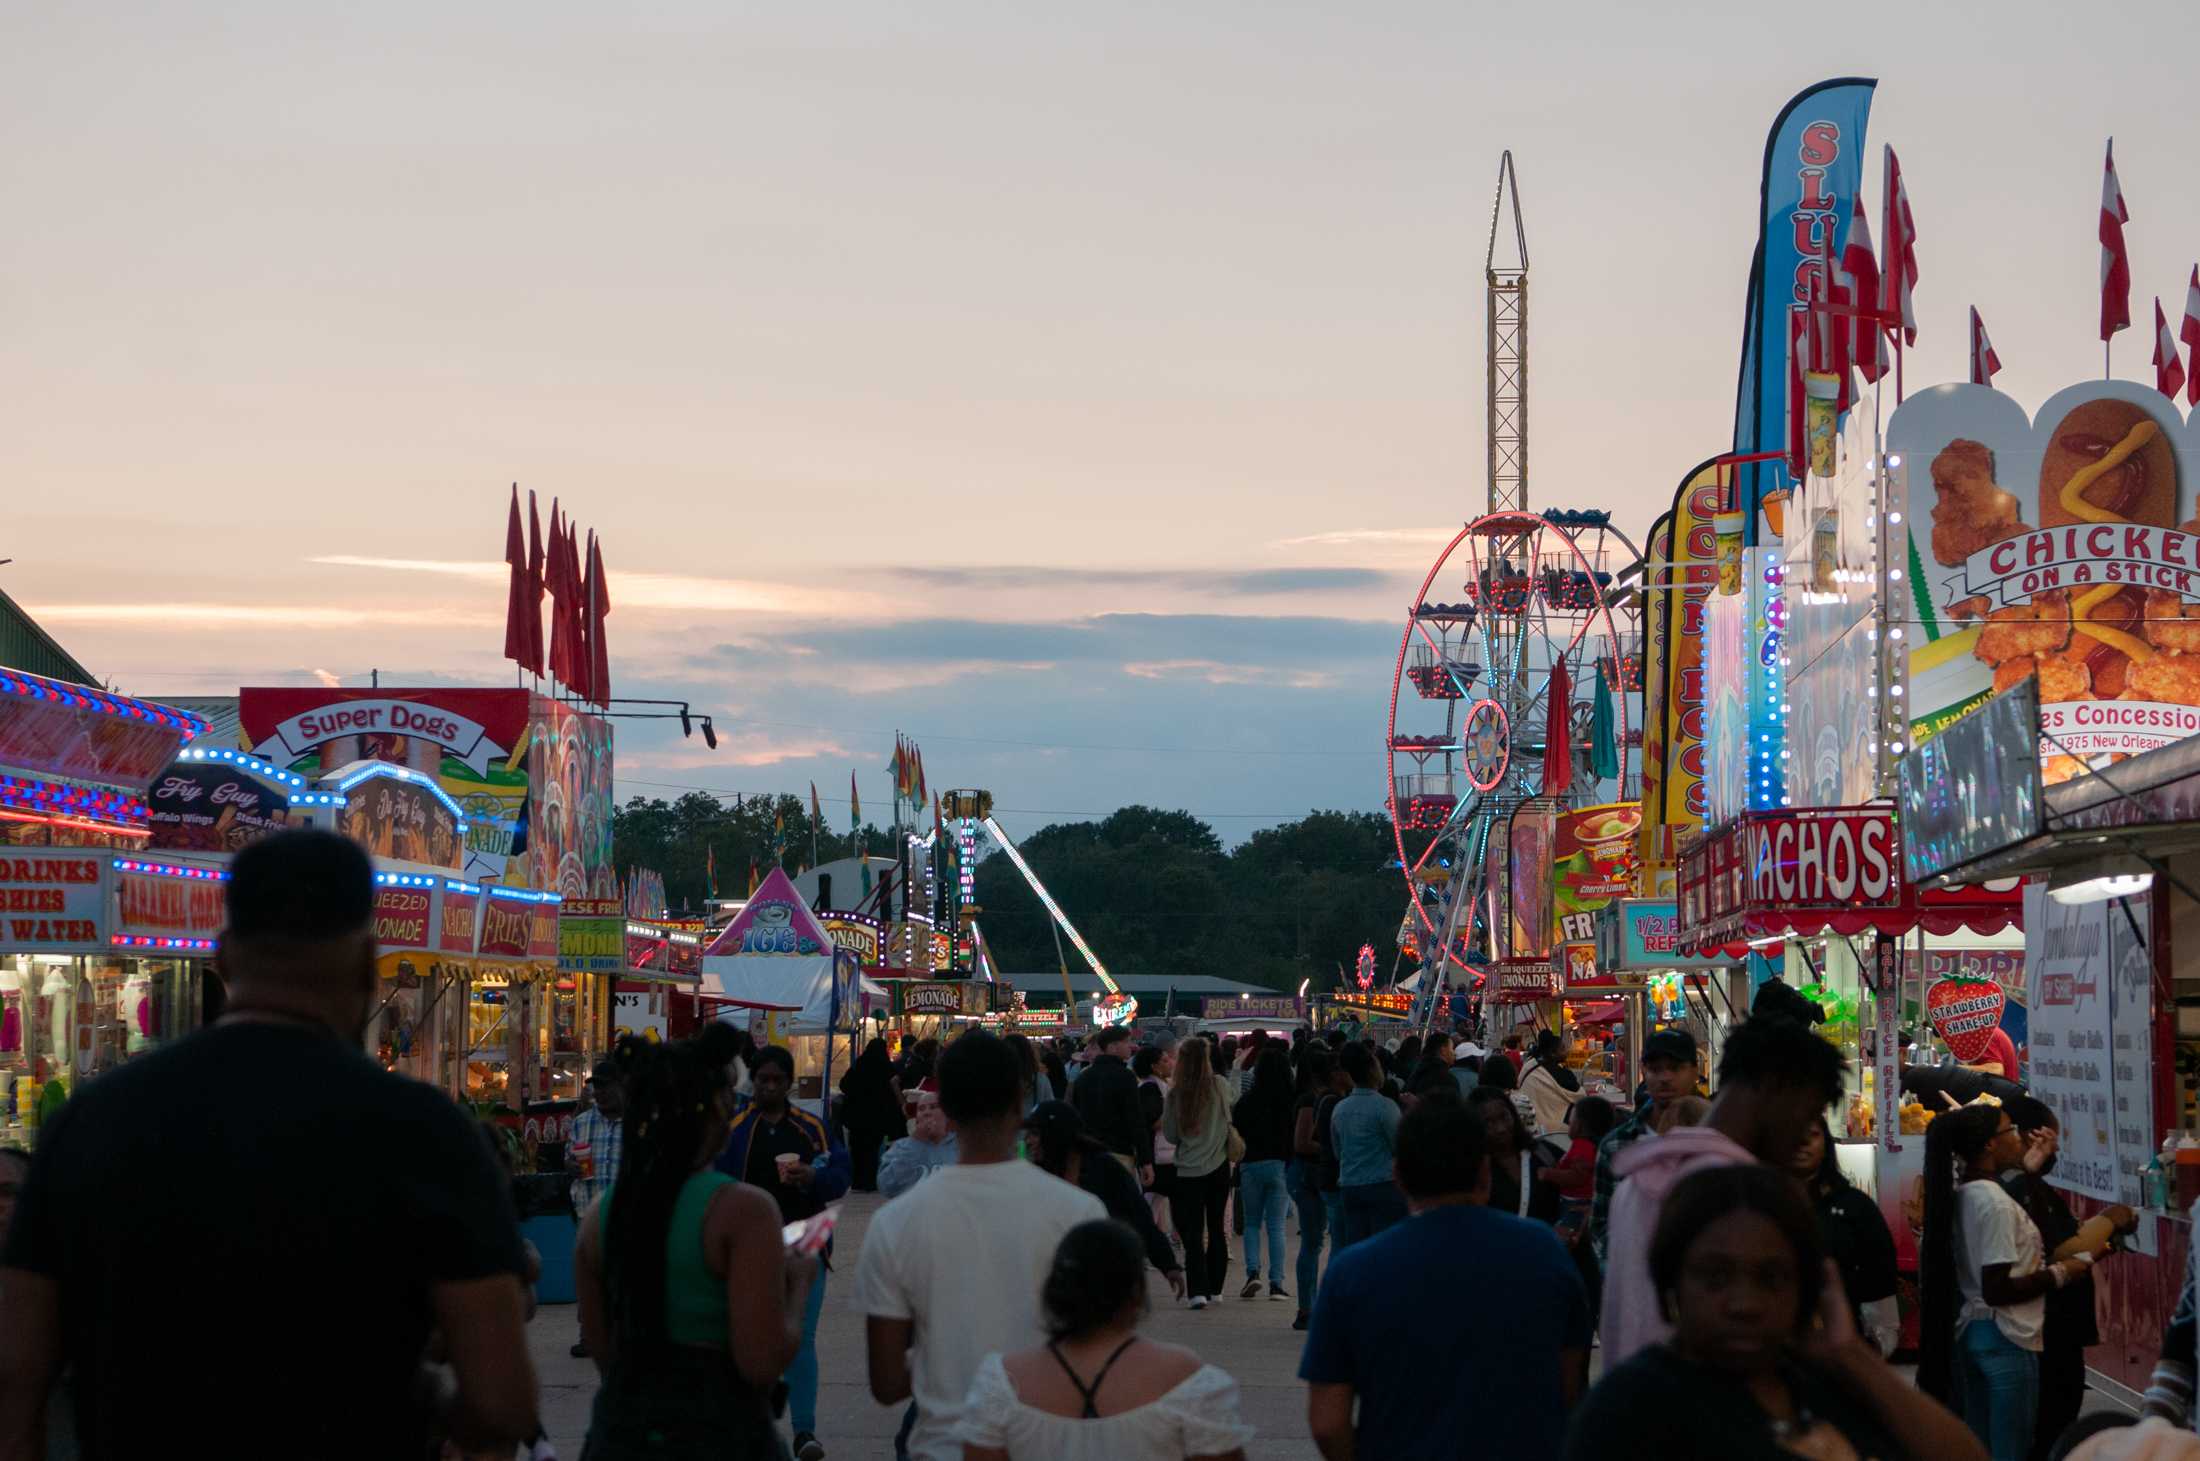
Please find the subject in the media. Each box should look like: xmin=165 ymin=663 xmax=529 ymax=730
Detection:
xmin=955 ymin=1218 xmax=1253 ymax=1461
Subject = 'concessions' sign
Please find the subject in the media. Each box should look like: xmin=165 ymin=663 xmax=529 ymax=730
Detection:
xmin=372 ymin=885 xmax=433 ymax=949
xmin=1681 ymin=806 xmax=1898 ymax=938
xmin=439 ymin=886 xmax=482 ymax=954
xmin=1597 ymin=899 xmax=1729 ymax=971
xmin=895 ymin=980 xmax=994 ymax=1017
xmin=339 ymin=770 xmax=464 ymax=871
xmin=559 ymin=898 xmax=622 ymax=973
xmin=820 ymin=913 xmax=883 ymax=966
xmin=1488 ymin=959 xmax=1560 ymax=1003
xmin=0 ymin=852 xmax=108 ymax=952
xmin=528 ymin=903 xmax=560 ymax=961
xmin=1200 ymin=995 xmax=1301 ymax=1021
xmin=146 ymin=761 xmax=290 ymax=853
xmin=115 ymin=866 xmax=225 ymax=945
xmin=262 ymin=698 xmax=492 ymax=762
xmin=478 ymin=894 xmax=534 ymax=959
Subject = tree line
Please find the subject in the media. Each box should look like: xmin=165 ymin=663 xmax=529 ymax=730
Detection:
xmin=610 ymin=794 xmax=1413 ymax=995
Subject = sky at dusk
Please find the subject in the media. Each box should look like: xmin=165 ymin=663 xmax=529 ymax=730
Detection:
xmin=8 ymin=3 xmax=2200 ymax=841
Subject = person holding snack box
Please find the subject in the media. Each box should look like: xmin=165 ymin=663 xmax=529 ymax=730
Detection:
xmin=715 ymin=1044 xmax=849 ymax=1461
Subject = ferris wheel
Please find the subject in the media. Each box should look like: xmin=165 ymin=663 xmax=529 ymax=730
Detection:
xmin=1383 ymin=509 xmax=1632 ymax=996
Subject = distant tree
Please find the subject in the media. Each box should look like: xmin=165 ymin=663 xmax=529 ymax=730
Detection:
xmin=968 ymin=806 xmax=1408 ymax=993
xmin=610 ymin=792 xmax=895 ymax=911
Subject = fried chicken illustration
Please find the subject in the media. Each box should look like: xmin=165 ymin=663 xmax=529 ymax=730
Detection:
xmin=2124 ymin=651 xmax=2200 ymax=707
xmin=1930 ymin=439 xmax=2028 ymax=567
xmin=2041 ymin=754 xmax=2086 ymax=787
xmin=2144 ymin=590 xmax=2200 ymax=653
xmin=1974 ymin=591 xmax=2072 ymax=664
xmin=1993 ymin=653 xmax=2091 ymax=701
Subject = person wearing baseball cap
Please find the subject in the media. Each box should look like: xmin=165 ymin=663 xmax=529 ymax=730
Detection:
xmin=1588 ymin=1028 xmax=1698 ymax=1264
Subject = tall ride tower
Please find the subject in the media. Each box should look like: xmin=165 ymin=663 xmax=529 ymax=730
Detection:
xmin=1486 ymin=151 xmax=1529 ymax=514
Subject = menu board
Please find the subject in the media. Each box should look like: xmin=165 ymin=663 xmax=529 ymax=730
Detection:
xmin=0 ymin=851 xmax=108 ymax=952
xmin=2025 ymin=884 xmax=2153 ymax=1232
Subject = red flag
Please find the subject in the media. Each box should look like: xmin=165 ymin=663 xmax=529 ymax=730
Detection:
xmin=502 ymin=486 xmax=529 ymax=669
xmin=547 ymin=500 xmax=571 ymax=686
xmin=570 ymin=522 xmax=593 ymax=703
xmin=587 ymin=530 xmax=611 ymax=708
xmin=524 ymin=490 xmax=546 ymax=676
xmin=1968 ymin=307 xmax=2001 ymax=387
xmin=1841 ymin=190 xmax=1886 ymax=383
xmin=2102 ymin=139 xmax=2132 ymax=343
xmin=2181 ymin=266 xmax=2200 ymax=406
xmin=1881 ymin=147 xmax=1919 ymax=346
xmin=1542 ymin=659 xmax=1572 ymax=795
xmin=2154 ymin=297 xmax=2186 ymax=402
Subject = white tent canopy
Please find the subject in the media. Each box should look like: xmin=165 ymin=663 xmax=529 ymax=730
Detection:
xmin=700 ymin=954 xmax=887 ymax=1033
xmin=702 ymin=867 xmax=871 ymax=1035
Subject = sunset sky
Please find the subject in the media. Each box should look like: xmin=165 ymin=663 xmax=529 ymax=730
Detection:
xmin=8 ymin=3 xmax=2200 ymax=840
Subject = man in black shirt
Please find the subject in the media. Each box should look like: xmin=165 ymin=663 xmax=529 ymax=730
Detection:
xmin=0 ymin=829 xmax=537 ymax=1460
xmin=1069 ymin=1024 xmax=1151 ymax=1183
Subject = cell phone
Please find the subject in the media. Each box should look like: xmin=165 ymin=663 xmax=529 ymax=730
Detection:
xmin=782 ymin=1206 xmax=839 ymax=1256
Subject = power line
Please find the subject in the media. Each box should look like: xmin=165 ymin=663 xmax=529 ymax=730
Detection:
xmin=611 ymin=775 xmax=1382 ymax=821
xmin=713 ymin=716 xmax=1369 ymax=758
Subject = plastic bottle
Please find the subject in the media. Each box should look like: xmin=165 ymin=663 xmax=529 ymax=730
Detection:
xmin=2146 ymin=1153 xmax=2170 ymax=1211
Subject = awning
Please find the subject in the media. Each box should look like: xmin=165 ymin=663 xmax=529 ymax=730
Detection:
xmin=1677 ymin=804 xmax=2021 ymax=951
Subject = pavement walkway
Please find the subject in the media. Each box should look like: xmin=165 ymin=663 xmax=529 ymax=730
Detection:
xmin=530 ymin=1188 xmax=1319 ymax=1457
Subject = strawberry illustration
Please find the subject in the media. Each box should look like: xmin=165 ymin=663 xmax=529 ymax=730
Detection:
xmin=1926 ymin=974 xmax=2007 ymax=1065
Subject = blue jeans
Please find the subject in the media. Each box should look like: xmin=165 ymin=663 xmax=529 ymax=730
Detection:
xmin=786 ymin=1263 xmax=828 ymax=1433
xmin=1239 ymin=1159 xmax=1289 ymax=1284
xmin=1288 ymin=1161 xmax=1328 ymax=1307
xmin=1337 ymin=1181 xmax=1407 ymax=1249
xmin=1954 ymin=1319 xmax=2038 ymax=1461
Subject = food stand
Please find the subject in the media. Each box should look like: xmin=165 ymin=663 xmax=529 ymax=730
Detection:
xmin=701 ymin=868 xmax=862 ymax=1108
xmin=0 ymin=669 xmax=214 ymax=1143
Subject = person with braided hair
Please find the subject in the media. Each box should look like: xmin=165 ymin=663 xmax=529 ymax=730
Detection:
xmin=575 ymin=1023 xmax=818 ymax=1460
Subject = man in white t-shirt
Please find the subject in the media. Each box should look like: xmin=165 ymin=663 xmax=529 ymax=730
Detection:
xmin=856 ymin=1028 xmax=1102 ymax=1461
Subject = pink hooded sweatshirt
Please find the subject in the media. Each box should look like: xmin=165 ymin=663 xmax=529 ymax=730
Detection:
xmin=1599 ymin=1124 xmax=1757 ymax=1366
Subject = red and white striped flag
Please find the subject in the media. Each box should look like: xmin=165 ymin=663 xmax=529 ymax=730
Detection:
xmin=2181 ymin=265 xmax=2200 ymax=406
xmin=1969 ymin=307 xmax=2001 ymax=387
xmin=2154 ymin=297 xmax=2186 ymax=401
xmin=1842 ymin=190 xmax=1886 ymax=382
xmin=2101 ymin=139 xmax=2132 ymax=343
xmin=1881 ymin=146 xmax=1919 ymax=346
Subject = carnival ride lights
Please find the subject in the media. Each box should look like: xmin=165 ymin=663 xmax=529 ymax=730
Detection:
xmin=1382 ymin=511 xmax=1634 ymax=995
xmin=929 ymin=787 xmax=1131 ymax=1016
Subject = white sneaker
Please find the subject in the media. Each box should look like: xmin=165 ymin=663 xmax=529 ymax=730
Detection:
xmin=1188 ymin=1295 xmax=1208 ymax=1310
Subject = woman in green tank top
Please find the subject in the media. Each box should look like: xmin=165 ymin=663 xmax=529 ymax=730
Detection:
xmin=575 ymin=1026 xmax=817 ymax=1461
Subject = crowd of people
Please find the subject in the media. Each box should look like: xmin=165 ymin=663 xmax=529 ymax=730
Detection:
xmin=4 ymin=829 xmax=2200 ymax=1459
